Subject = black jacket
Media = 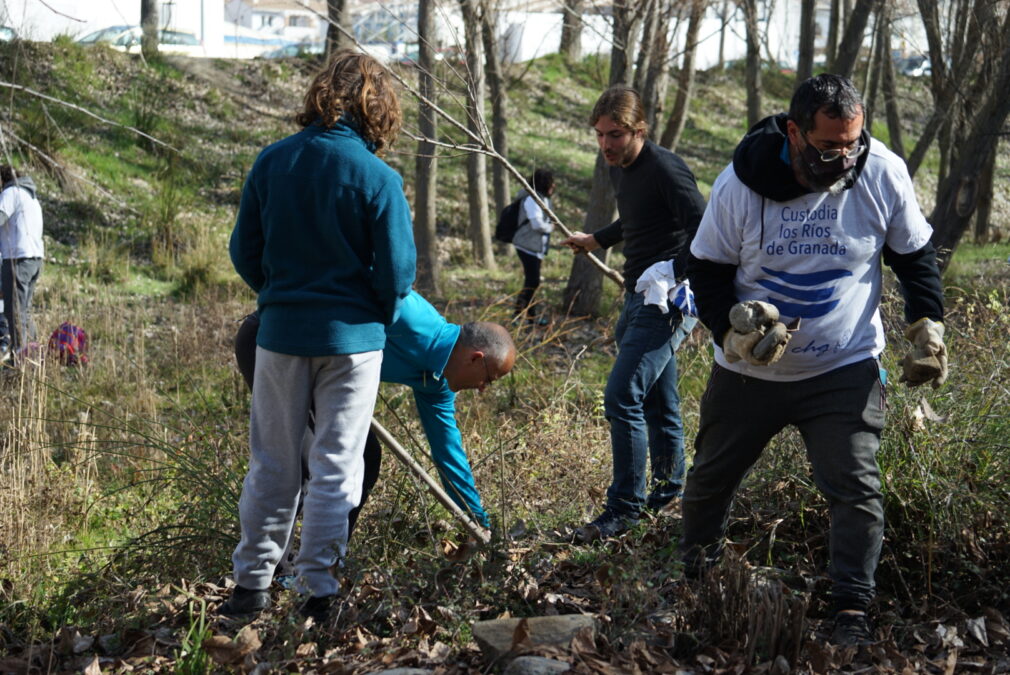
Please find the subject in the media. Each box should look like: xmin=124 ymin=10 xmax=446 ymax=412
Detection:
xmin=593 ymin=140 xmax=706 ymax=291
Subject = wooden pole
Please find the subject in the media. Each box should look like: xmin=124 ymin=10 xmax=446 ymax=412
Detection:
xmin=370 ymin=419 xmax=492 ymax=545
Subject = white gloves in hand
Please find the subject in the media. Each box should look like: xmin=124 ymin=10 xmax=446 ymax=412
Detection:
xmin=899 ymin=318 xmax=947 ymax=388
xmin=723 ymin=300 xmax=791 ymax=366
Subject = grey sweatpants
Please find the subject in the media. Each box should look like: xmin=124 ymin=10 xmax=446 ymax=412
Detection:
xmin=232 ymin=346 xmax=382 ymax=597
xmin=681 ymin=358 xmax=885 ymax=613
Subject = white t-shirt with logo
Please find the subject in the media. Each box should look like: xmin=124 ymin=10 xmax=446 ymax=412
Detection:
xmin=0 ymin=184 xmax=44 ymax=260
xmin=691 ymin=139 xmax=932 ymax=381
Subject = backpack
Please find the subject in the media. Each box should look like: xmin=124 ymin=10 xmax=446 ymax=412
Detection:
xmin=494 ymin=197 xmax=524 ymax=243
xmin=48 ymin=322 xmax=89 ymax=366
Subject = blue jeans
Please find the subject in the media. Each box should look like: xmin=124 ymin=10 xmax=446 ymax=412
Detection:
xmin=603 ymin=292 xmax=695 ymax=517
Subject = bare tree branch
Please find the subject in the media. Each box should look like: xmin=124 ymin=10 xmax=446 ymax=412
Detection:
xmin=0 ymin=81 xmax=177 ymax=152
xmin=292 ymin=0 xmax=624 ymax=287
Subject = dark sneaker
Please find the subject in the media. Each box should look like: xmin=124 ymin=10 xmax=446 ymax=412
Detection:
xmin=218 ymin=585 xmax=270 ymax=617
xmin=830 ymin=612 xmax=875 ymax=647
xmin=645 ymin=491 xmax=681 ymax=514
xmin=300 ymin=595 xmax=336 ymax=622
xmin=574 ymin=509 xmax=638 ymax=543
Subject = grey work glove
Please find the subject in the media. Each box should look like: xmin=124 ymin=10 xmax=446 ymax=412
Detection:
xmin=899 ymin=318 xmax=947 ymax=388
xmin=723 ymin=300 xmax=791 ymax=366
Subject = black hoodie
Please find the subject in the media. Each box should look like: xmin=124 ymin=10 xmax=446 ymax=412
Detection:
xmin=687 ymin=114 xmax=943 ymax=347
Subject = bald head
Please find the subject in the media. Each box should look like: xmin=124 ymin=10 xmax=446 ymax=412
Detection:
xmin=444 ymin=322 xmax=516 ymax=393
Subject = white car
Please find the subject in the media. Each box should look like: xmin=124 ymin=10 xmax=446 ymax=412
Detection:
xmin=77 ymin=25 xmax=204 ymax=57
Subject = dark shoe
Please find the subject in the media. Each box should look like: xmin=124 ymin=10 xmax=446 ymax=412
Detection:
xmin=218 ymin=585 xmax=270 ymax=617
xmin=830 ymin=612 xmax=875 ymax=647
xmin=300 ymin=594 xmax=336 ymax=622
xmin=0 ymin=341 xmax=10 ymax=365
xmin=645 ymin=489 xmax=681 ymax=514
xmin=574 ymin=509 xmax=638 ymax=543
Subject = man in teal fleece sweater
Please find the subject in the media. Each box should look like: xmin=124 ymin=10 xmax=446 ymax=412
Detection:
xmin=222 ymin=51 xmax=415 ymax=622
xmin=234 ymin=291 xmax=517 ymax=533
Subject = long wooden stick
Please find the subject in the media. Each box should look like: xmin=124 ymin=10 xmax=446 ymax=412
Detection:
xmin=369 ymin=418 xmax=492 ymax=545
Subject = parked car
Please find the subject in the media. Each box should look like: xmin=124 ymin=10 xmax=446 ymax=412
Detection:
xmin=897 ymin=54 xmax=931 ymax=77
xmin=258 ymin=42 xmax=324 ymax=59
xmin=77 ymin=25 xmax=204 ymax=56
xmin=0 ymin=26 xmax=16 ymax=42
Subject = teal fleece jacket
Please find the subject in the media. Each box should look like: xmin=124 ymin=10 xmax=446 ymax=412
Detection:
xmin=230 ymin=120 xmax=416 ymax=356
xmin=382 ymin=291 xmax=490 ymax=528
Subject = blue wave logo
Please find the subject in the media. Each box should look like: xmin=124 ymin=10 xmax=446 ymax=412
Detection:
xmin=757 ymin=266 xmax=852 ymax=318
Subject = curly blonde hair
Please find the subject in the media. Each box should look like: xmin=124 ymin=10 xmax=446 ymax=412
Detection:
xmin=296 ymin=49 xmax=402 ymax=155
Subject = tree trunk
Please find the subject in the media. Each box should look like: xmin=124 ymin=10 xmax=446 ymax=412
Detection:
xmin=825 ymin=0 xmax=840 ymax=66
xmin=830 ymin=0 xmax=876 ymax=79
xmin=460 ymin=0 xmax=495 ymax=268
xmin=413 ymin=0 xmax=441 ymax=295
xmin=906 ymin=0 xmax=985 ymax=178
xmin=560 ymin=0 xmax=584 ymax=63
xmin=880 ymin=7 xmax=904 ymax=160
xmin=973 ymin=145 xmax=997 ymax=244
xmin=609 ymin=2 xmax=644 ymax=86
xmin=326 ymin=0 xmax=349 ymax=56
xmin=717 ymin=0 xmax=731 ymax=69
xmin=141 ymin=0 xmax=158 ymax=61
xmin=863 ymin=9 xmax=884 ymax=132
xmin=930 ymin=36 xmax=1010 ymax=271
xmin=797 ymin=0 xmax=816 ymax=83
xmin=563 ymin=154 xmax=616 ymax=316
xmin=638 ymin=0 xmax=676 ymax=133
xmin=481 ymin=1 xmax=510 ymax=217
xmin=633 ymin=0 xmax=660 ymax=95
xmin=660 ymin=0 xmax=705 ymax=151
xmin=741 ymin=0 xmax=761 ymax=128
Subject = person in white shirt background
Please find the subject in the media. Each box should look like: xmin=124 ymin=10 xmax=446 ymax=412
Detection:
xmin=0 ymin=164 xmax=45 ymax=363
xmin=511 ymin=168 xmax=556 ymax=325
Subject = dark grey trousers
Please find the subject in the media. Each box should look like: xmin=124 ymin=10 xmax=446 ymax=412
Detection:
xmin=1 ymin=257 xmax=42 ymax=351
xmin=681 ymin=358 xmax=885 ymax=613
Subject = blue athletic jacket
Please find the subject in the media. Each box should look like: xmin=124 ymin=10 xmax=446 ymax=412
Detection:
xmin=383 ymin=291 xmax=490 ymax=528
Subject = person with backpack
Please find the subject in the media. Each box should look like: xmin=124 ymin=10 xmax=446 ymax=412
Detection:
xmin=221 ymin=50 xmax=416 ymax=622
xmin=510 ymin=169 xmax=556 ymax=324
xmin=0 ymin=165 xmax=44 ymax=363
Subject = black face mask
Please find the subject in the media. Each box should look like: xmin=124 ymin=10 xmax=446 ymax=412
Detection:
xmin=800 ymin=142 xmax=858 ymax=181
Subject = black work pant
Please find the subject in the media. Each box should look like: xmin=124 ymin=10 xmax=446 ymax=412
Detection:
xmin=681 ymin=358 xmax=885 ymax=613
xmin=514 ymin=248 xmax=542 ymax=317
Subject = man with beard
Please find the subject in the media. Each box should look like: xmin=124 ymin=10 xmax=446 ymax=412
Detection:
xmin=681 ymin=74 xmax=946 ymax=646
xmin=561 ymin=86 xmax=705 ymax=541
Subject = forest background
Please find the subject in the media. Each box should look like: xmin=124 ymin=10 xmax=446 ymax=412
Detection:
xmin=1 ymin=0 xmax=1010 ymax=672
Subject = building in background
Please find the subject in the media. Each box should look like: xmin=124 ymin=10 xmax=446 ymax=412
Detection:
xmin=0 ymin=0 xmax=928 ymax=65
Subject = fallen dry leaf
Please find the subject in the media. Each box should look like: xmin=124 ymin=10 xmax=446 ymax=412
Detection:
xmin=511 ymin=618 xmax=531 ymax=651
xmin=203 ymin=627 xmax=261 ymax=666
xmin=82 ymin=655 xmax=102 ymax=675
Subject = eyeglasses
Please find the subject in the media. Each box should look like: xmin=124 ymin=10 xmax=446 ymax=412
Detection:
xmin=803 ymin=132 xmax=867 ymax=162
xmin=482 ymin=355 xmax=496 ymax=387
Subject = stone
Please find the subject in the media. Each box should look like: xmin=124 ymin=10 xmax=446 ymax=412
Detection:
xmin=503 ymin=655 xmax=571 ymax=674
xmin=470 ymin=615 xmax=596 ymax=662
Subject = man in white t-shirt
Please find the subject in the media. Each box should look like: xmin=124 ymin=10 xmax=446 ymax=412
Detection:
xmin=0 ymin=165 xmax=45 ymax=362
xmin=682 ymin=75 xmax=946 ymax=647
